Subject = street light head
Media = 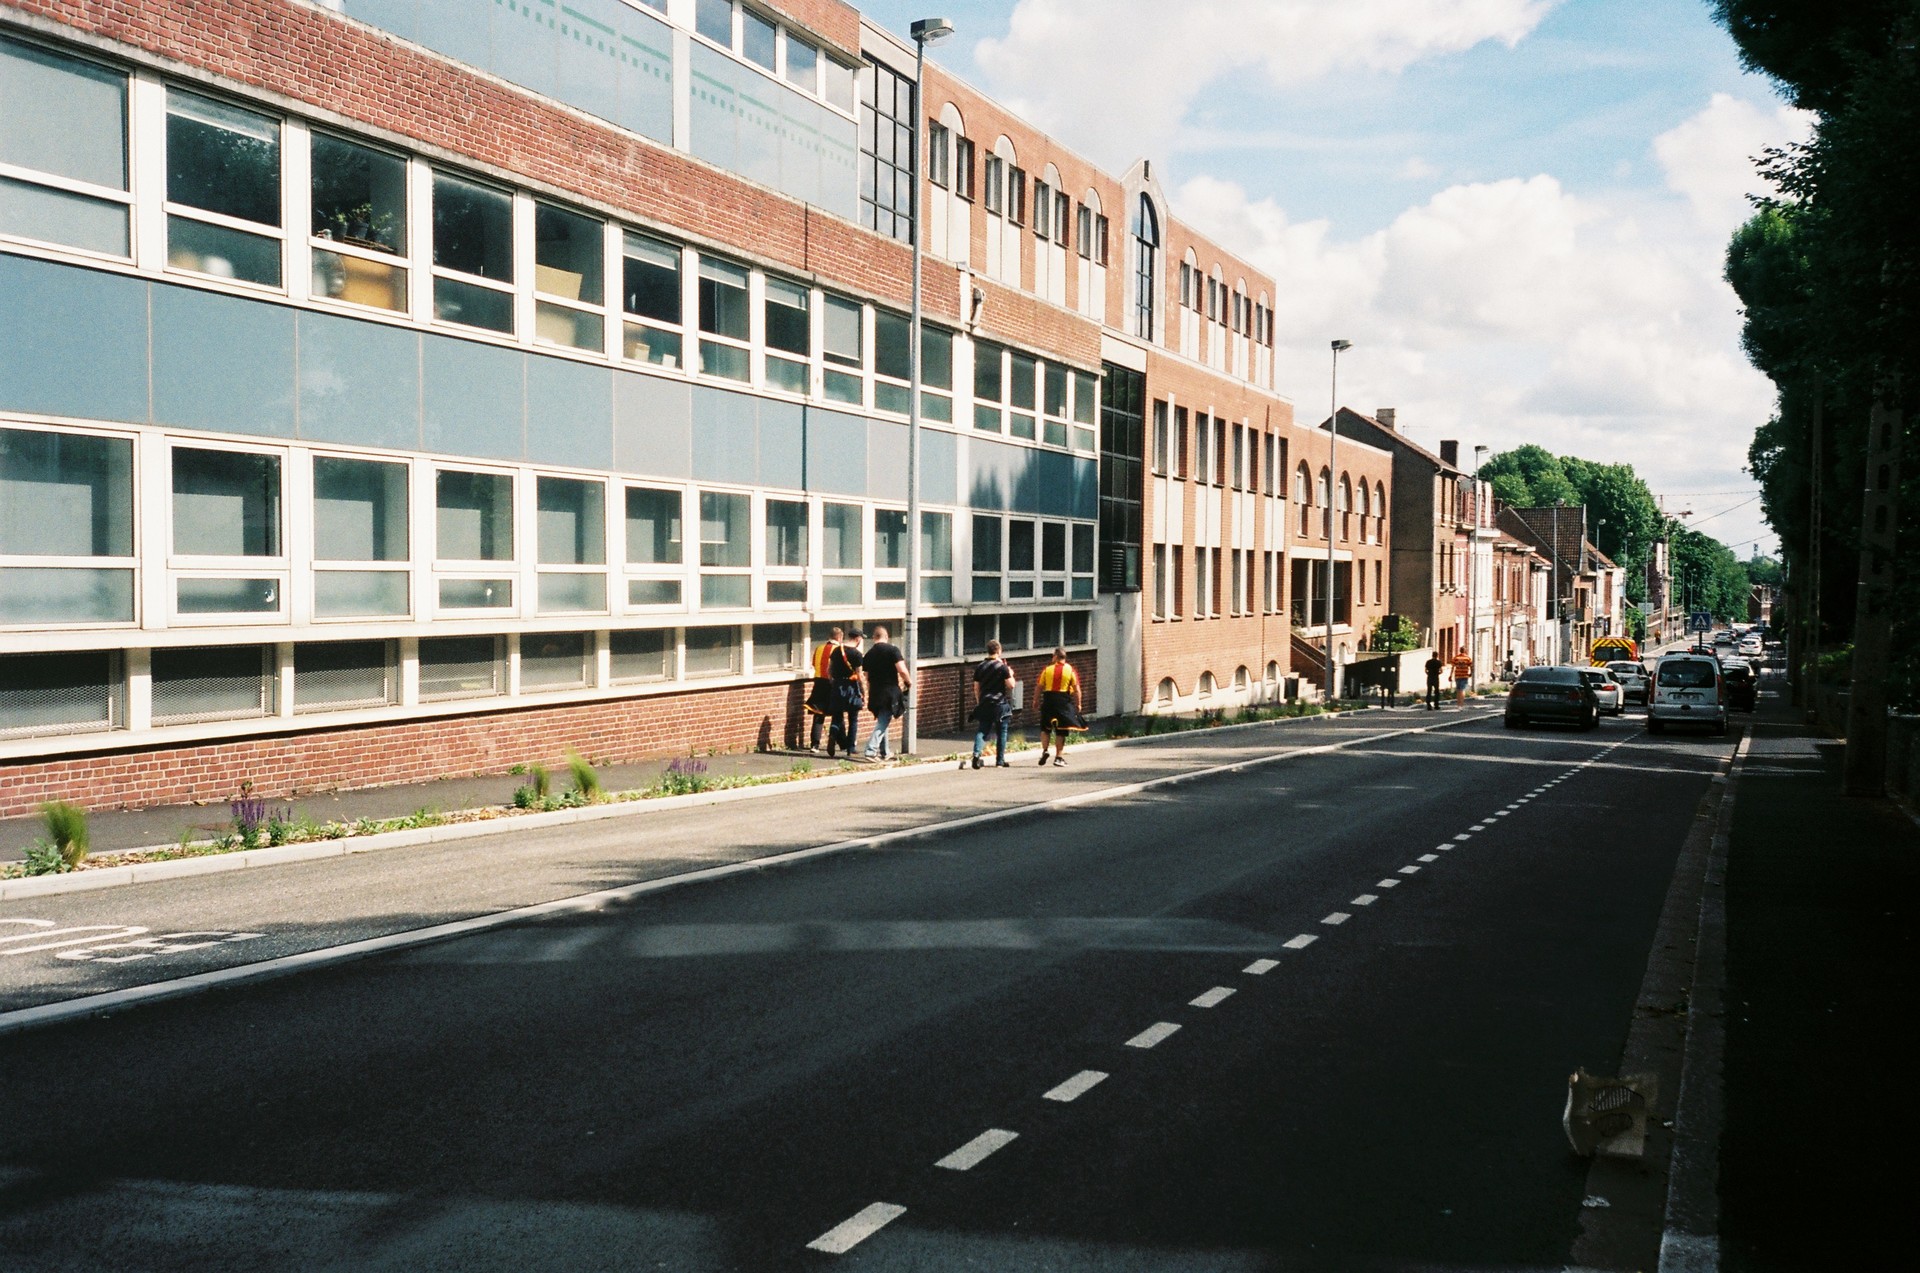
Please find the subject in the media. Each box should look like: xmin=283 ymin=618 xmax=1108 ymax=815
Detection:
xmin=910 ymin=17 xmax=955 ymax=45
xmin=1330 ymin=339 xmax=1352 ymax=352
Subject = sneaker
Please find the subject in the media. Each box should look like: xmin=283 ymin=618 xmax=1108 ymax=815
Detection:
xmin=1052 ymin=755 xmax=1066 ymax=766
xmin=1037 ymin=752 xmax=1050 ymax=766
xmin=972 ymin=755 xmax=983 ymax=770
xmin=995 ymin=760 xmax=1010 ymax=768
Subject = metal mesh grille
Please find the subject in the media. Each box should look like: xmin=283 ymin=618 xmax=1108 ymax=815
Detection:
xmin=294 ymin=640 xmax=396 ymax=714
xmin=610 ymin=629 xmax=671 ymax=683
xmin=521 ymin=632 xmax=591 ymax=692
xmin=418 ymin=636 xmax=503 ymax=701
xmin=0 ymin=650 xmax=123 ymax=739
xmin=151 ymin=645 xmax=273 ymax=725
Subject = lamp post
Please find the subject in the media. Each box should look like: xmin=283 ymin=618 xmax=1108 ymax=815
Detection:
xmin=902 ymin=15 xmax=953 ymax=757
xmin=1468 ymin=444 xmax=1487 ymax=683
xmin=1324 ymin=339 xmax=1351 ymax=702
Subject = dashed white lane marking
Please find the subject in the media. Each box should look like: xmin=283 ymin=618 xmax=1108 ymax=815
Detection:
xmin=1321 ymin=912 xmax=1350 ymax=926
xmin=1243 ymin=958 xmax=1280 ymax=975
xmin=1126 ymin=1022 xmax=1182 ymax=1049
xmin=1376 ymin=879 xmax=1401 ymax=889
xmin=1282 ymin=934 xmax=1318 ymax=949
xmin=1043 ymin=1070 xmax=1109 ymax=1102
xmin=935 ymin=1128 xmax=1018 ymax=1171
xmin=808 ymin=1202 xmax=906 ymax=1253
xmin=1506 ymin=803 xmax=1522 ymax=810
xmin=1418 ymin=853 xmax=1439 ymax=863
xmin=1398 ymin=865 xmax=1422 ymax=875
xmin=1351 ymin=894 xmax=1378 ymax=906
xmin=1453 ymin=833 xmax=1473 ymax=841
xmin=1190 ymin=986 xmax=1236 ymax=1008
xmin=1433 ymin=843 xmax=1455 ymax=853
xmin=1490 ymin=810 xmax=1510 ymax=818
xmin=1470 ymin=823 xmax=1488 ymax=831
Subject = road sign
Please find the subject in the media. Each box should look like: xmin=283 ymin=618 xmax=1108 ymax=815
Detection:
xmin=1690 ymin=611 xmax=1713 ymax=632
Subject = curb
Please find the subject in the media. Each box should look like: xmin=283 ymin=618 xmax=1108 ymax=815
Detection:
xmin=0 ymin=708 xmax=1496 ymax=1035
xmin=1 ymin=705 xmax=1446 ymax=901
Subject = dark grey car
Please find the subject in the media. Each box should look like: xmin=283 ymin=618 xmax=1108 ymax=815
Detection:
xmin=1503 ymin=665 xmax=1600 ymax=730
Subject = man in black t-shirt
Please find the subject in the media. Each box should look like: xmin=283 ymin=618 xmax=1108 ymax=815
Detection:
xmin=860 ymin=625 xmax=911 ymax=761
xmin=826 ymin=630 xmax=865 ymax=758
xmin=968 ymin=639 xmax=1016 ymax=769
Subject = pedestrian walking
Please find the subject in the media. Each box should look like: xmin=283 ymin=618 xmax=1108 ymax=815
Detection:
xmin=968 ymin=639 xmax=1016 ymax=769
xmin=1424 ymin=653 xmax=1444 ymax=710
xmin=1035 ymin=647 xmax=1086 ymax=766
xmin=860 ymin=624 xmax=911 ymax=761
xmin=826 ymin=630 xmax=865 ymax=758
xmin=1450 ymin=648 xmax=1474 ymax=706
xmin=804 ymin=625 xmax=843 ymax=751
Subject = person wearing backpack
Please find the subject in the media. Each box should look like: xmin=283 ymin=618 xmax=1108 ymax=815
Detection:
xmin=825 ymin=630 xmax=865 ymax=759
xmin=967 ymin=639 xmax=1015 ymax=769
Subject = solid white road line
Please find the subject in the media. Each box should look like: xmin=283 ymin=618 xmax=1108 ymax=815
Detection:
xmin=935 ymin=1129 xmax=1018 ymax=1171
xmin=1398 ymin=865 xmax=1422 ymax=875
xmin=1043 ymin=1070 xmax=1109 ymax=1102
xmin=1126 ymin=1022 xmax=1182 ymax=1049
xmin=1190 ymin=986 xmax=1236 ymax=1008
xmin=1242 ymin=958 xmax=1280 ymax=975
xmin=1418 ymin=853 xmax=1439 ymax=862
xmin=1321 ymin=912 xmax=1350 ymax=926
xmin=1282 ymin=933 xmax=1318 ymax=949
xmin=1376 ymin=879 xmax=1401 ymax=889
xmin=1351 ymin=894 xmax=1378 ymax=906
xmin=807 ymin=1202 xmax=907 ymax=1253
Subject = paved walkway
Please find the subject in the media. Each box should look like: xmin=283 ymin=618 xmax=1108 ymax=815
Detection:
xmin=1716 ymin=674 xmax=1912 ymax=1269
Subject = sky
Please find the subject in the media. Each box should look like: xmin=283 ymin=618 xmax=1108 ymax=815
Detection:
xmin=855 ymin=0 xmax=1807 ymax=557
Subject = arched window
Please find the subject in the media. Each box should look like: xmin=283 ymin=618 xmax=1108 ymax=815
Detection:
xmin=1157 ymin=676 xmax=1177 ymax=703
xmin=1375 ymin=482 xmax=1387 ymax=533
xmin=1265 ymin=660 xmax=1280 ymax=684
xmin=1357 ymin=482 xmax=1371 ymax=518
xmin=1233 ymin=666 xmax=1250 ymax=690
xmin=1316 ymin=467 xmax=1331 ymax=506
xmin=1337 ymin=474 xmax=1352 ymax=513
xmin=1198 ymin=670 xmax=1217 ymax=698
xmin=1134 ymin=193 xmax=1159 ymax=338
xmin=1294 ymin=462 xmax=1311 ymax=504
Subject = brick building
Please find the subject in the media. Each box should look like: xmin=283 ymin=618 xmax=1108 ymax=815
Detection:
xmin=0 ymin=0 xmax=1382 ymax=815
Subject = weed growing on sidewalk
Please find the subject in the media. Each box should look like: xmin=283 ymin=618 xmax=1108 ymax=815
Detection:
xmin=20 ymin=801 xmax=92 ymax=875
xmin=653 ymin=757 xmax=711 ymax=796
xmin=567 ymin=750 xmax=604 ymax=803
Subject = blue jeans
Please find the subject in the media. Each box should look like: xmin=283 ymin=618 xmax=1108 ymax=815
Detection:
xmin=829 ymin=709 xmax=860 ymax=754
xmin=863 ymin=709 xmax=896 ymax=758
xmin=972 ymin=717 xmax=1010 ymax=763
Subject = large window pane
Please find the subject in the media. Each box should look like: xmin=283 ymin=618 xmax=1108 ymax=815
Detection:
xmin=419 ymin=635 xmax=503 ymax=700
xmin=167 ymin=216 xmax=280 ymax=286
xmin=0 ymin=567 xmax=134 ymax=624
xmin=922 ymin=328 xmax=953 ymax=391
xmin=610 ymin=628 xmax=671 ymax=682
xmin=151 ymin=644 xmax=272 ymax=723
xmin=0 ymin=428 xmax=132 ymax=558
xmin=537 ymin=476 xmax=606 ymax=566
xmin=173 ymin=448 xmax=281 ymax=557
xmin=166 ymin=90 xmax=279 ymax=226
xmin=623 ymin=232 xmax=681 ymax=323
xmin=766 ymin=498 xmax=808 ymax=568
xmin=314 ymin=457 xmax=407 ymax=561
xmin=974 ymin=341 xmax=1003 ymax=402
xmin=699 ymin=491 xmax=749 ymax=567
xmin=436 ymin=470 xmax=514 ymax=561
xmin=1009 ymin=519 xmax=1035 ymax=571
xmin=521 ymin=631 xmax=591 ymax=690
xmin=310 ymin=132 xmax=406 ymax=254
xmin=972 ymin=514 xmax=1001 ymax=573
xmin=874 ymin=508 xmax=907 ymax=569
xmin=0 ymin=35 xmax=127 ymax=190
xmin=824 ymin=294 xmax=862 ymax=369
xmin=684 ymin=625 xmax=740 ymax=676
xmin=1042 ymin=522 xmax=1067 ymax=572
xmin=433 ymin=275 xmax=513 ymax=332
xmin=0 ymin=174 xmax=128 ymax=255
xmin=742 ymin=9 xmax=777 ymax=70
xmin=784 ymin=36 xmax=817 ymax=89
xmin=765 ymin=277 xmax=810 ymax=356
xmin=1072 ymin=522 xmax=1096 ymax=573
xmin=874 ymin=310 xmax=910 ymax=381
xmin=754 ymin=622 xmax=800 ymax=670
xmin=433 ymin=172 xmax=513 ymax=281
xmin=822 ymin=502 xmax=861 ymax=569
xmin=0 ymin=650 xmax=121 ymax=738
xmin=626 ymin=486 xmax=683 ymax=564
xmin=535 ymin=202 xmax=603 ymax=304
xmin=921 ymin=511 xmax=952 ymax=570
xmin=695 ymin=0 xmax=734 ymax=46
xmin=698 ymin=258 xmax=750 ymax=340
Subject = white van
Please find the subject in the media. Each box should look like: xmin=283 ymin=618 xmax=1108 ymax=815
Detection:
xmin=1648 ymin=653 xmax=1727 ymax=736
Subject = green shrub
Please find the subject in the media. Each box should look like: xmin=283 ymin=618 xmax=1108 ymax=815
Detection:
xmin=566 ymin=750 xmax=603 ymax=802
xmin=41 ymin=801 xmax=89 ymax=870
xmin=529 ymin=764 xmax=552 ymax=800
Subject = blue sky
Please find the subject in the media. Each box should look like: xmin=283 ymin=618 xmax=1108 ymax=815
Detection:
xmin=854 ymin=0 xmax=1800 ymax=555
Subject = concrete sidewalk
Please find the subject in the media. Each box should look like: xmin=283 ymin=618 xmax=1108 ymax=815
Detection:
xmin=1713 ymin=679 xmax=1913 ymax=1269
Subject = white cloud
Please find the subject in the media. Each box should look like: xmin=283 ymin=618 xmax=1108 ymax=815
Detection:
xmin=975 ymin=0 xmax=1554 ymax=168
xmin=1169 ymin=95 xmax=1811 ymax=551
xmin=1653 ymin=92 xmax=1815 ymax=234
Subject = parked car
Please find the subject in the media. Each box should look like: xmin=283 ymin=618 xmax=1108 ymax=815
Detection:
xmin=1606 ymin=660 xmax=1650 ymax=705
xmin=1720 ymin=658 xmax=1758 ymax=712
xmin=1579 ymin=667 xmax=1626 ymax=716
xmin=1649 ymin=653 xmax=1728 ymax=735
xmin=1505 ymin=666 xmax=1600 ymax=730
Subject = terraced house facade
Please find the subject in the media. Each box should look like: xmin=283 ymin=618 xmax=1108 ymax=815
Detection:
xmin=0 ymin=0 xmax=1390 ymax=815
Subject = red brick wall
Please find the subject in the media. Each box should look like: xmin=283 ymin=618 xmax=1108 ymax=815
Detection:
xmin=0 ymin=653 xmax=1096 ymax=817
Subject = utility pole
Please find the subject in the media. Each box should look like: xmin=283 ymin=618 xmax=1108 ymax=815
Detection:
xmin=1844 ymin=383 xmax=1904 ymax=796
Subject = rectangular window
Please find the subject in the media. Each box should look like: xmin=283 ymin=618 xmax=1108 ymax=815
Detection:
xmin=766 ymin=498 xmax=809 ymax=568
xmin=1151 ymin=402 xmax=1169 ymax=475
xmin=166 ymin=89 xmax=281 ymax=286
xmin=983 ymin=154 xmax=1003 ymax=214
xmin=152 ymin=644 xmax=273 ymax=724
xmin=294 ymin=639 xmax=396 ymax=713
xmin=684 ymin=625 xmax=741 ymax=676
xmin=873 ymin=308 xmax=911 ymax=414
xmin=695 ymin=0 xmax=734 ymax=47
xmin=309 ymin=132 xmax=408 ymax=312
xmin=741 ymin=7 xmax=777 ymax=71
xmin=432 ymin=171 xmax=514 ymax=333
xmin=972 ymin=513 xmax=1002 ymax=602
xmin=534 ymin=201 xmax=605 ymax=352
xmin=1075 ymin=204 xmax=1092 ymax=259
xmin=610 ymin=628 xmax=672 ymax=682
xmin=874 ymin=508 xmax=908 ymax=570
xmin=419 ymin=635 xmax=504 ymax=701
xmin=173 ymin=448 xmax=280 ymax=558
xmin=536 ymin=477 xmax=605 ymax=566
xmin=927 ymin=121 xmax=950 ymax=189
xmin=764 ymin=276 xmax=811 ymax=395
xmin=973 ymin=340 xmax=1004 ymax=433
xmin=698 ymin=257 xmax=751 ymax=381
xmin=1172 ymin=548 xmax=1185 ymax=616
xmin=753 ymin=622 xmax=801 ymax=671
xmin=1095 ymin=214 xmax=1110 ymax=266
xmin=822 ymin=294 xmax=864 ymax=404
xmin=858 ymin=56 xmax=913 ymax=242
xmin=1033 ymin=180 xmax=1051 ymax=238
xmin=521 ymin=631 xmax=592 ymax=692
xmin=699 ymin=490 xmax=749 ymax=568
xmin=621 ymin=231 xmax=683 ymax=369
xmin=1008 ymin=353 xmax=1037 ymax=440
xmin=1008 ymin=167 xmax=1026 ymax=224
xmin=625 ymin=486 xmax=683 ymax=565
xmin=0 ymin=427 xmax=134 ymax=625
xmin=953 ymin=136 xmax=975 ymax=201
xmin=0 ymin=650 xmax=123 ymax=738
xmin=921 ymin=326 xmax=954 ymax=423
xmin=921 ymin=510 xmax=953 ymax=603
xmin=785 ymin=35 xmax=819 ymax=91
xmin=436 ymin=470 xmax=513 ymax=561
xmin=313 ymin=457 xmax=407 ymax=562
xmin=1151 ymin=544 xmax=1167 ymax=619
xmin=0 ymin=35 xmax=131 ymax=257
xmin=1041 ymin=521 xmax=1067 ymax=574
xmin=1043 ymin=363 xmax=1069 ymax=447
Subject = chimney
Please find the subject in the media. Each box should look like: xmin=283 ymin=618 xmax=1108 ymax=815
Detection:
xmin=1376 ymin=408 xmax=1397 ymax=431
xmin=1439 ymin=440 xmax=1459 ymax=467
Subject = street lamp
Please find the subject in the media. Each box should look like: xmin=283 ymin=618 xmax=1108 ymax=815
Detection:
xmin=1324 ymin=339 xmax=1351 ymax=702
xmin=902 ymin=15 xmax=952 ymax=757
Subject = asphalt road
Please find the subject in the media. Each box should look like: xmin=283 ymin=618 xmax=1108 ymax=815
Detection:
xmin=0 ymin=709 xmax=1732 ymax=1271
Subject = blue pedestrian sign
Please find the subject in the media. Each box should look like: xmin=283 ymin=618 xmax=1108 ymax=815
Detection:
xmin=1690 ymin=611 xmax=1713 ymax=632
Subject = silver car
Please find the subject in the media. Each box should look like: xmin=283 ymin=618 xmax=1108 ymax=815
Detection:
xmin=1648 ymin=653 xmax=1727 ymax=735
xmin=1606 ymin=660 xmax=1650 ymax=706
